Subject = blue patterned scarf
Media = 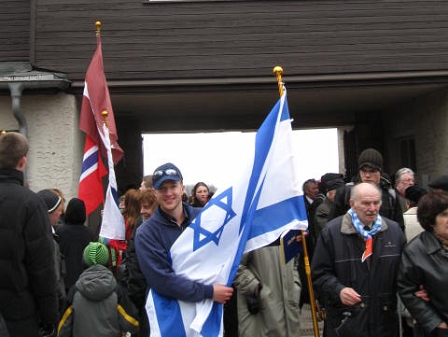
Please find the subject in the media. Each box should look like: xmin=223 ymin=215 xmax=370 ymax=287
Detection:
xmin=348 ymin=208 xmax=382 ymax=262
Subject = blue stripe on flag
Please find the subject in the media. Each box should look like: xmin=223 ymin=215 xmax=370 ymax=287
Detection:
xmin=111 ymin=186 xmax=120 ymax=207
xmin=248 ymin=195 xmax=307 ymax=239
xmin=200 ymin=302 xmax=223 ymax=336
xmin=152 ymin=292 xmax=187 ymax=337
xmin=81 ymin=150 xmax=98 ymax=173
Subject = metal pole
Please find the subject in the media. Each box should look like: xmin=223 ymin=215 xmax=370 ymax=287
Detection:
xmin=272 ymin=66 xmax=320 ymax=337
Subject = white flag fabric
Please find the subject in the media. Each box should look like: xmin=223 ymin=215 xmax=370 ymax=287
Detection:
xmin=146 ymin=90 xmax=308 ymax=336
xmin=98 ymin=123 xmax=125 ymax=240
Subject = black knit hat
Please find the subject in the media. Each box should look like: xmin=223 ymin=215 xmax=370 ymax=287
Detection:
xmin=428 ymin=175 xmax=448 ymax=192
xmin=405 ymin=185 xmax=427 ymax=204
xmin=325 ymin=178 xmax=345 ymax=193
xmin=358 ymin=148 xmax=383 ymax=171
xmin=37 ymin=189 xmax=62 ymax=213
xmin=65 ymin=198 xmax=86 ymax=224
xmin=320 ymin=173 xmax=344 ymax=193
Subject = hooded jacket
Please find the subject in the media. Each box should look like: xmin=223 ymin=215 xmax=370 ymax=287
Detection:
xmin=58 ymin=264 xmax=139 ymax=337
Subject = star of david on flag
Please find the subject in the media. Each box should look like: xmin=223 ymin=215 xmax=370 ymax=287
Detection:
xmin=146 ymin=88 xmax=308 ymax=337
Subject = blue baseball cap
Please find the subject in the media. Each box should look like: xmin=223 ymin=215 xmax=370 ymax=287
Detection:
xmin=152 ymin=162 xmax=183 ymax=190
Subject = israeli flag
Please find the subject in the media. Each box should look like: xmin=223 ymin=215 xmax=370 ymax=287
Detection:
xmin=146 ymin=89 xmax=308 ymax=336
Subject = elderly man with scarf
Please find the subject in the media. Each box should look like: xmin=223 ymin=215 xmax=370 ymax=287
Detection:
xmin=311 ymin=182 xmax=406 ymax=337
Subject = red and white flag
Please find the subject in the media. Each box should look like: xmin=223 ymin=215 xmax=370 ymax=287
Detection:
xmin=79 ymin=35 xmax=123 ymax=164
xmin=78 ymin=32 xmax=124 ymax=217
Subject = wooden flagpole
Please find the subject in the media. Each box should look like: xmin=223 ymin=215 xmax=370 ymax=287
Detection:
xmin=272 ymin=66 xmax=320 ymax=337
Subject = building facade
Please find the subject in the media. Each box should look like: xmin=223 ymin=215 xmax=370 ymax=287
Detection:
xmin=1 ymin=0 xmax=448 ymax=200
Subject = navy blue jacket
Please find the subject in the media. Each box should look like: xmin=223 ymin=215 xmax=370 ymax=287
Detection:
xmin=135 ymin=203 xmax=213 ymax=301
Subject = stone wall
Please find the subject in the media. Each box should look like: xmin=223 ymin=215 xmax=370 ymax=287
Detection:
xmin=0 ymin=92 xmax=82 ymax=200
xmin=382 ymin=88 xmax=448 ymax=187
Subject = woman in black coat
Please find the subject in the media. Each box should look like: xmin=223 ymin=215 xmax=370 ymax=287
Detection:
xmin=398 ymin=191 xmax=448 ymax=337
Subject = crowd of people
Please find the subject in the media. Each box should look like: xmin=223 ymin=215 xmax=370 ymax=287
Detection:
xmin=0 ymin=131 xmax=447 ymax=337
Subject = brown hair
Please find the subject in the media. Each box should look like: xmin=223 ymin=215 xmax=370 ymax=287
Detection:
xmin=0 ymin=132 xmax=28 ymax=169
xmin=124 ymin=189 xmax=141 ymax=231
xmin=417 ymin=191 xmax=448 ymax=231
xmin=139 ymin=189 xmax=157 ymax=213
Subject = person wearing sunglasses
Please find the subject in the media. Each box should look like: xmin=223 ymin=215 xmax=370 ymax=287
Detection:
xmin=135 ymin=162 xmax=234 ymax=329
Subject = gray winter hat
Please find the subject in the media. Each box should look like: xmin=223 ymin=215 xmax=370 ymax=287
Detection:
xmin=358 ymin=148 xmax=383 ymax=171
xmin=37 ymin=189 xmax=62 ymax=213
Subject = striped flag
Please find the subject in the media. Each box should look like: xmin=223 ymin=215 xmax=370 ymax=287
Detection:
xmin=78 ymin=135 xmax=107 ymax=215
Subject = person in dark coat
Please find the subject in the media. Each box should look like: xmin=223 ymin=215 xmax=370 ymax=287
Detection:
xmin=0 ymin=132 xmax=59 ymax=337
xmin=398 ymin=191 xmax=448 ymax=337
xmin=37 ymin=189 xmax=67 ymax=318
xmin=56 ymin=198 xmax=95 ymax=292
xmin=312 ymin=182 xmax=406 ymax=337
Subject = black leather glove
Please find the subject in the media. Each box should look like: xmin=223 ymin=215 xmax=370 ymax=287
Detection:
xmin=246 ymin=284 xmax=262 ymax=315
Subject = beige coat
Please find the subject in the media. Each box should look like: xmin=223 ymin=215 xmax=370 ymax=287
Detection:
xmin=403 ymin=207 xmax=424 ymax=241
xmin=234 ymin=245 xmax=302 ymax=337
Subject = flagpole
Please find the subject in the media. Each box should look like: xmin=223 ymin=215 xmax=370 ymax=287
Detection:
xmin=273 ymin=66 xmax=320 ymax=337
xmin=96 ymin=21 xmax=101 ymax=37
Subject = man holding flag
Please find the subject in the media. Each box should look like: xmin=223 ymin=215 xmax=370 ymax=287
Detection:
xmin=135 ymin=163 xmax=234 ymax=335
xmin=135 ymin=89 xmax=308 ymax=336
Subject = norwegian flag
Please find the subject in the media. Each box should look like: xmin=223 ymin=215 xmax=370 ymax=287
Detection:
xmin=78 ymin=135 xmax=107 ymax=215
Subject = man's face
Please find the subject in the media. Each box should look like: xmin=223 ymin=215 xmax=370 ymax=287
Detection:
xmin=305 ymin=183 xmax=319 ymax=199
xmin=350 ymin=185 xmax=381 ymax=225
xmin=154 ymin=180 xmax=184 ymax=214
xmin=359 ymin=165 xmax=381 ymax=185
xmin=396 ymin=172 xmax=415 ymax=196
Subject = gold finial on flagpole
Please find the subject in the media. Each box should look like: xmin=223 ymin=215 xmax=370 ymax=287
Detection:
xmin=102 ymin=110 xmax=108 ymax=128
xmin=273 ymin=66 xmax=284 ymax=97
xmin=95 ymin=21 xmax=101 ymax=37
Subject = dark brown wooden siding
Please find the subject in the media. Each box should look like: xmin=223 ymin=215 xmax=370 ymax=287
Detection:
xmin=32 ymin=0 xmax=448 ymax=82
xmin=0 ymin=0 xmax=30 ymax=61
